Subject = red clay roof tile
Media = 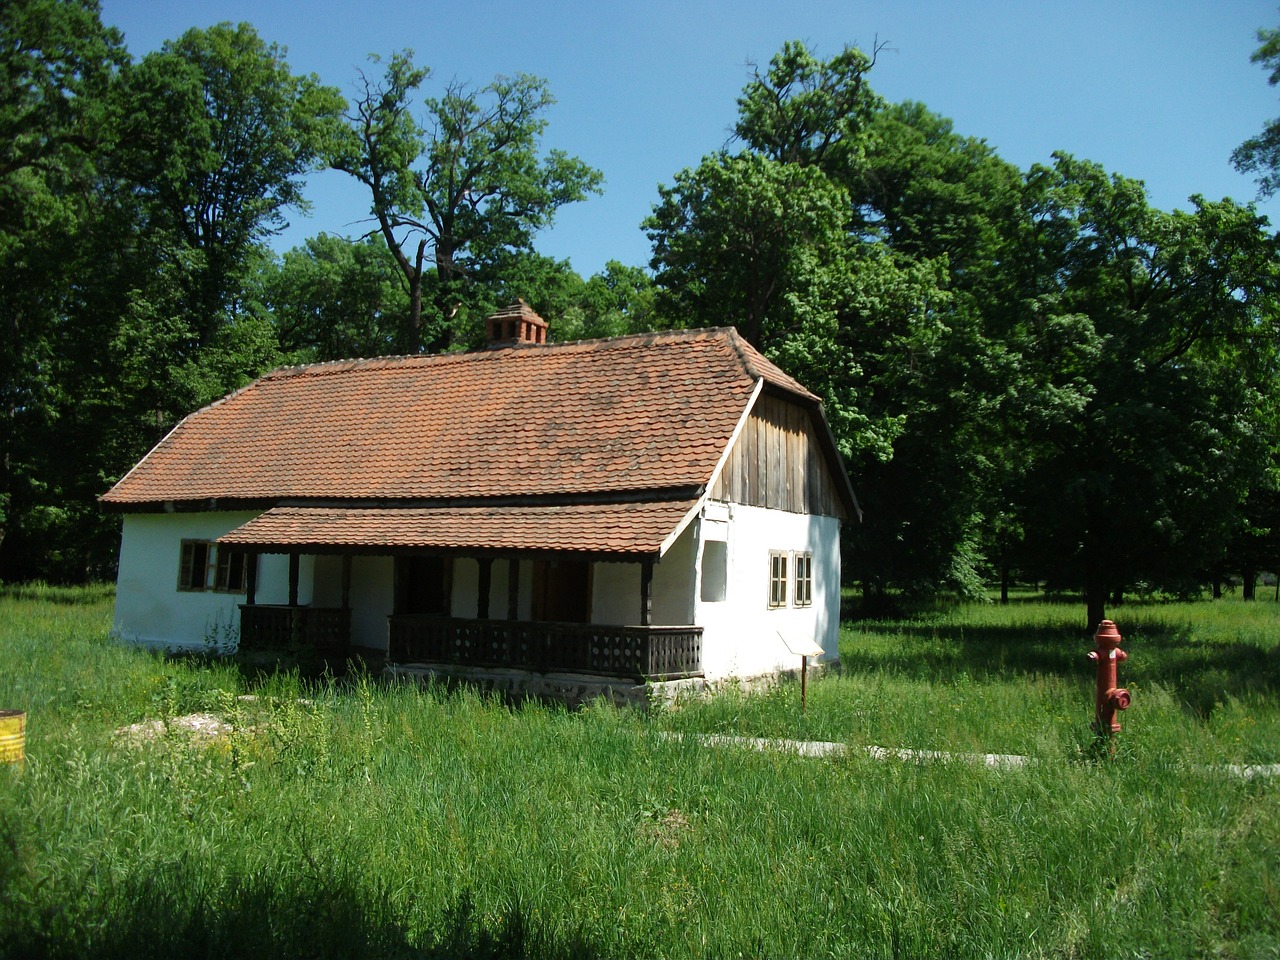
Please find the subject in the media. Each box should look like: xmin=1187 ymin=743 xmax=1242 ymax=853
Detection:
xmin=102 ymin=327 xmax=815 ymax=506
xmin=217 ymin=501 xmax=699 ymax=556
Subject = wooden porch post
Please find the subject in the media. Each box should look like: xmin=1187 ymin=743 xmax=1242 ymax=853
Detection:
xmin=288 ymin=553 xmax=300 ymax=607
xmin=245 ymin=552 xmax=258 ymax=605
xmin=507 ymin=559 xmax=519 ymax=620
xmin=477 ymin=558 xmax=492 ymax=619
xmin=640 ymin=560 xmax=654 ymax=627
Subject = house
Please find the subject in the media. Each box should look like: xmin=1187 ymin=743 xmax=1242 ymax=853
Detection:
xmin=101 ymin=302 xmax=859 ymax=701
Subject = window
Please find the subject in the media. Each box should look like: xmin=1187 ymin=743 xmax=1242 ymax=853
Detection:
xmin=701 ymin=540 xmax=728 ymax=602
xmin=179 ymin=540 xmax=249 ymax=593
xmin=768 ymin=552 xmax=788 ymax=608
xmin=214 ymin=548 xmax=248 ymax=593
xmin=178 ymin=540 xmax=211 ymax=591
xmin=794 ymin=552 xmax=813 ymax=607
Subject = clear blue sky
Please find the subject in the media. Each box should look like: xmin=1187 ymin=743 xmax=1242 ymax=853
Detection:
xmin=100 ymin=0 xmax=1280 ymax=277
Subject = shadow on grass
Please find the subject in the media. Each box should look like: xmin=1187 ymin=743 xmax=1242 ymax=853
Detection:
xmin=840 ymin=619 xmax=1280 ymax=715
xmin=0 ymin=582 xmax=115 ymax=606
xmin=167 ymin=646 xmax=383 ymax=688
xmin=1 ymin=866 xmax=603 ymax=960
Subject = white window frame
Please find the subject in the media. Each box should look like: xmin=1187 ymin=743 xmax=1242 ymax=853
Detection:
xmin=768 ymin=551 xmax=788 ymax=609
xmin=793 ymin=551 xmax=813 ymax=608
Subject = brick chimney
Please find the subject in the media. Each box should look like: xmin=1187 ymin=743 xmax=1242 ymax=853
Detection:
xmin=485 ymin=299 xmax=548 ymax=346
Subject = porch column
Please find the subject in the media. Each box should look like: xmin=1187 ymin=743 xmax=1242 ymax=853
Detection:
xmin=245 ymin=552 xmax=258 ymax=605
xmin=288 ymin=553 xmax=300 ymax=607
xmin=640 ymin=560 xmax=654 ymax=627
xmin=507 ymin=559 xmax=519 ymax=620
xmin=477 ymin=558 xmax=493 ymax=619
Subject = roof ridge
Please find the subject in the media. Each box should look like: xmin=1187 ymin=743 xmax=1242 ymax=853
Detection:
xmin=257 ymin=327 xmax=744 ymax=382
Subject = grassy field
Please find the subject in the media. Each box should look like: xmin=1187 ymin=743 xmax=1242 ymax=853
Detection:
xmin=0 ymin=585 xmax=1277 ymax=958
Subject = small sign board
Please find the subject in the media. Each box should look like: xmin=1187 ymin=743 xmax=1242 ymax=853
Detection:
xmin=778 ymin=631 xmax=824 ymax=659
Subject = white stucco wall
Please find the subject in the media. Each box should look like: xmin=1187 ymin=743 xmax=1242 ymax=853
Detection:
xmin=114 ymin=512 xmax=263 ymax=652
xmin=348 ymin=555 xmax=393 ymax=652
xmin=653 ymin=526 xmax=697 ymax=627
xmin=114 ymin=504 xmax=841 ymax=678
xmin=592 ymin=562 xmax=637 ymax=624
xmin=692 ymin=502 xmax=842 ymax=681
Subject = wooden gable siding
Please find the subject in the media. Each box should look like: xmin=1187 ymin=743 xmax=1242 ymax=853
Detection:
xmin=710 ymin=393 xmax=847 ymax=519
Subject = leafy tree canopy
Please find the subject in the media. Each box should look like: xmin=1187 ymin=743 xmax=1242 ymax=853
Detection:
xmin=1233 ymin=22 xmax=1280 ymax=198
xmin=327 ymin=51 xmax=602 ymax=352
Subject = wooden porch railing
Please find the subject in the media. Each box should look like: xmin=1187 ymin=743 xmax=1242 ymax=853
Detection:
xmin=388 ymin=616 xmax=703 ymax=681
xmin=239 ymin=605 xmax=351 ymax=655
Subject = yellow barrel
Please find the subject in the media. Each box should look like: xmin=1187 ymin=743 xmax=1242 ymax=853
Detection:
xmin=0 ymin=710 xmax=25 ymax=764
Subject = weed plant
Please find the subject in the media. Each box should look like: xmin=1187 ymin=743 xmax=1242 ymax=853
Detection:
xmin=0 ymin=586 xmax=1276 ymax=958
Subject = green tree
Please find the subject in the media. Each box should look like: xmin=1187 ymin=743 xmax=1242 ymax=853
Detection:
xmin=1233 ymin=22 xmax=1280 ymax=198
xmin=1015 ymin=155 xmax=1280 ymax=628
xmin=646 ymin=152 xmax=854 ymax=346
xmin=0 ymin=0 xmax=127 ymax=577
xmin=328 ymin=51 xmax=603 ymax=352
xmin=1 ymin=17 xmax=339 ymax=580
xmin=258 ymin=234 xmax=408 ymax=362
xmin=734 ymin=39 xmax=883 ymax=170
xmin=555 ymin=261 xmax=659 ymax=341
xmin=650 ymin=43 xmax=1041 ymax=599
xmin=116 ymin=22 xmax=343 ymax=349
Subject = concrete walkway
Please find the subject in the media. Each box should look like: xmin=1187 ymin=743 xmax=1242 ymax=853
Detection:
xmin=665 ymin=732 xmax=1278 ymax=778
xmin=663 ymin=732 xmax=1029 ymax=768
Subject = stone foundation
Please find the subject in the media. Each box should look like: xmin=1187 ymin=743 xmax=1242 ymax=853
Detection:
xmin=383 ymin=657 xmax=839 ymax=708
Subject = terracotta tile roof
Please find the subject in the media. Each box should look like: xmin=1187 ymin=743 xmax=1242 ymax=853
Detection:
xmin=217 ymin=501 xmax=700 ymax=557
xmin=102 ymin=327 xmax=816 ymax=507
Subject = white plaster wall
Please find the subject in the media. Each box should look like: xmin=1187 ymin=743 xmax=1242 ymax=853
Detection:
xmin=452 ymin=558 xmax=479 ymax=619
xmin=114 ymin=511 xmax=263 ymax=652
xmin=652 ymin=525 xmax=696 ymax=626
xmin=693 ymin=503 xmax=842 ymax=681
xmin=254 ymin=553 xmax=314 ymax=606
xmin=592 ymin=562 xmax=638 ymax=625
xmin=349 ymin=555 xmax=393 ymax=652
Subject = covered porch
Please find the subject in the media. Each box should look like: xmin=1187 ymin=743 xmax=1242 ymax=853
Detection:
xmin=221 ymin=501 xmax=705 ymax=682
xmin=388 ymin=616 xmax=702 ymax=681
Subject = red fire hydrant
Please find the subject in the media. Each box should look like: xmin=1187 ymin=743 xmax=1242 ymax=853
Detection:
xmin=1087 ymin=620 xmax=1131 ymax=735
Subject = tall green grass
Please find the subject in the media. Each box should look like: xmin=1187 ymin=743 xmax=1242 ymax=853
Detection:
xmin=1 ymin=587 xmax=1277 ymax=958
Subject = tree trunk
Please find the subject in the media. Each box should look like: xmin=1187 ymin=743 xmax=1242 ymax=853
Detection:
xmin=999 ymin=561 xmax=1009 ymax=605
xmin=407 ymin=274 xmax=423 ymax=354
xmin=1243 ymin=566 xmax=1257 ymax=601
xmin=1085 ymin=574 xmax=1107 ymax=635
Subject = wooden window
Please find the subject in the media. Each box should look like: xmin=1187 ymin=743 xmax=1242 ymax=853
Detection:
xmin=180 ymin=541 xmax=249 ymax=594
xmin=178 ymin=540 xmax=212 ymax=591
xmin=793 ymin=552 xmax=813 ymax=608
xmin=768 ymin=552 xmax=788 ymax=609
xmin=395 ymin=556 xmax=452 ymax=615
xmin=214 ymin=548 xmax=248 ymax=593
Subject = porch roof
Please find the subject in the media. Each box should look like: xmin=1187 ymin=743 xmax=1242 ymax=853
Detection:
xmin=216 ymin=500 xmax=701 ymax=559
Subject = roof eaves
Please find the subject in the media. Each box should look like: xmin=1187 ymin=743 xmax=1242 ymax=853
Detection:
xmin=723 ymin=328 xmax=819 ymax=402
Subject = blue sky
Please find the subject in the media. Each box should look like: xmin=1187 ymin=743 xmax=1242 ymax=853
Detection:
xmin=100 ymin=0 xmax=1280 ymax=276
